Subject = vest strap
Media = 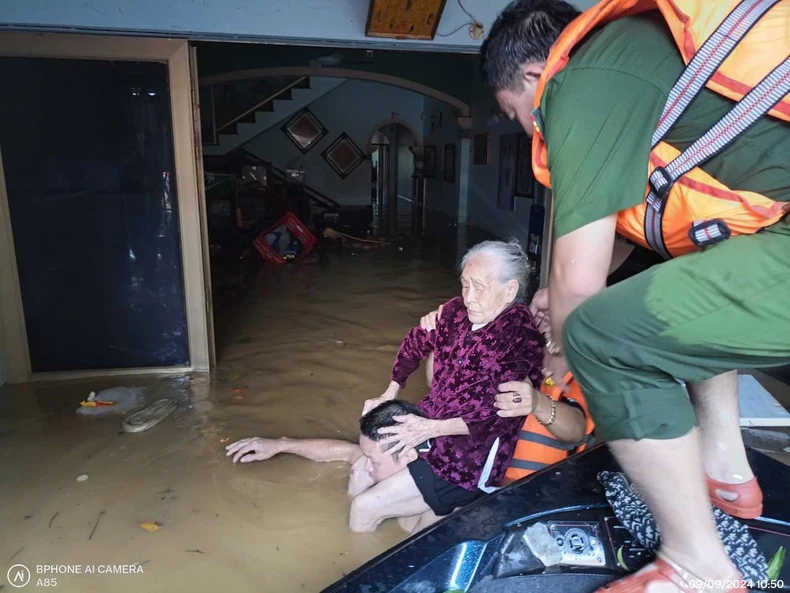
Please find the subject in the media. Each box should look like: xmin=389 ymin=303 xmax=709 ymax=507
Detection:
xmin=688 ymin=219 xmax=732 ymax=247
xmin=644 ymin=0 xmax=789 ymax=259
xmin=651 ymin=0 xmax=781 ymax=148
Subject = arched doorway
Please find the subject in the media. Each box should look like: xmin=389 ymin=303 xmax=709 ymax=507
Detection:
xmin=368 ymin=122 xmax=419 ymax=237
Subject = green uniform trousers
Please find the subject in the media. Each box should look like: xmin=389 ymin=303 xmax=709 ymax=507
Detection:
xmin=564 ymin=221 xmax=790 ymax=441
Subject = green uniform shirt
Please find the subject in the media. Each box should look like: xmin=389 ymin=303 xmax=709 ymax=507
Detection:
xmin=540 ymin=12 xmax=790 ymax=238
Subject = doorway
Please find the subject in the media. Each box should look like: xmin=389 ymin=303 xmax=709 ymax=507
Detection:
xmin=0 ymin=34 xmax=212 ymax=382
xmin=369 ymin=122 xmax=422 ymax=237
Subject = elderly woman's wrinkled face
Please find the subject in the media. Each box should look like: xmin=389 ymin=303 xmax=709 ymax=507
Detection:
xmin=461 ymin=255 xmax=519 ymax=325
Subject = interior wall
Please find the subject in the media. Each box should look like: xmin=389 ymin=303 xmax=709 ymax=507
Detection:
xmin=244 ymin=80 xmax=424 ymax=207
xmin=197 ymin=44 xmax=478 ymax=106
xmin=422 ymin=96 xmax=461 ymax=220
xmin=0 ymin=0 xmax=601 ymax=50
xmin=466 ymin=87 xmax=536 ymax=242
xmin=397 ymin=143 xmax=414 ymax=200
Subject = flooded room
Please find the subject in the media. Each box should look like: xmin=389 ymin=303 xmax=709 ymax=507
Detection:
xmin=1 ymin=1 xmax=789 ymax=592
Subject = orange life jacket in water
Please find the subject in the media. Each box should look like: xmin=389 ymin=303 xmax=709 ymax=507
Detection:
xmin=531 ymin=0 xmax=790 ymax=259
xmin=503 ymin=373 xmax=596 ymax=485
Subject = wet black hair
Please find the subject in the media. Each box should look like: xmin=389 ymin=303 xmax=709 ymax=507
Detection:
xmin=480 ymin=0 xmax=581 ymax=91
xmin=359 ymin=400 xmax=427 ymax=458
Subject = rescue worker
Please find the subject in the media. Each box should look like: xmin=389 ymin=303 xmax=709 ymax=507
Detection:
xmin=481 ymin=1 xmax=790 ymax=592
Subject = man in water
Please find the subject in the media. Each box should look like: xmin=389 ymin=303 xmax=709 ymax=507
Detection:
xmin=226 ymin=400 xmax=444 ymax=535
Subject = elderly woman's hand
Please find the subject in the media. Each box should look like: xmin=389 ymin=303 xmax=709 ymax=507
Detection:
xmin=377 ymin=414 xmax=436 ymax=457
xmin=495 ymin=381 xmax=542 ymax=417
xmin=361 ymin=381 xmax=400 ymax=415
xmin=419 ymin=304 xmax=444 ymax=332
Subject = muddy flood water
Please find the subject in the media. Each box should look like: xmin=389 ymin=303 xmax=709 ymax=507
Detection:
xmin=0 ymin=248 xmax=460 ymax=593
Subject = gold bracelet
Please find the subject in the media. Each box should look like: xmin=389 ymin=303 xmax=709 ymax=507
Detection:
xmin=537 ymin=396 xmax=557 ymax=426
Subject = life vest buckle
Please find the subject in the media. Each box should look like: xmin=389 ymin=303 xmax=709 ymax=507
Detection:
xmin=649 ymin=165 xmax=675 ymax=201
xmin=688 ymin=219 xmax=731 ymax=247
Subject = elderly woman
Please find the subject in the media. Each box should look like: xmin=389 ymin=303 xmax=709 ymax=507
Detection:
xmin=228 ymin=240 xmax=586 ymax=536
xmin=352 ymin=239 xmax=585 ymax=533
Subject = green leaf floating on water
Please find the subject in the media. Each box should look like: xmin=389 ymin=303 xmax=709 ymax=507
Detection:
xmin=768 ymin=546 xmax=786 ymax=582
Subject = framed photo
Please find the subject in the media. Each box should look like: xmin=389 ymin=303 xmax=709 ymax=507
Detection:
xmin=280 ymin=108 xmax=327 ymax=154
xmin=473 ymin=133 xmax=490 ymax=165
xmin=443 ymin=143 xmax=456 ymax=183
xmin=515 ymin=133 xmax=535 ymax=197
xmin=497 ymin=133 xmax=518 ymax=211
xmin=424 ymin=145 xmax=437 ymax=179
xmin=321 ymin=133 xmax=365 ymax=179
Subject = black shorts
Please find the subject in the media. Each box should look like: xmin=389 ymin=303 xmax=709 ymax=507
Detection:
xmin=408 ymin=458 xmax=482 ymax=516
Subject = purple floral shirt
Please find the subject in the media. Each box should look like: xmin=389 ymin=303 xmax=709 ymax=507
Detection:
xmin=391 ymin=297 xmax=544 ymax=491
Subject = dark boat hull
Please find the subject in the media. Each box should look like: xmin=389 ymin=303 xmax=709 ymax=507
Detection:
xmin=322 ymin=445 xmax=790 ymax=593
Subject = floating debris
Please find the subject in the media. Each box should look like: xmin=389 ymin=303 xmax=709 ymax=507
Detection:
xmin=139 ymin=521 xmax=163 ymax=532
xmin=88 ymin=511 xmax=105 ymax=540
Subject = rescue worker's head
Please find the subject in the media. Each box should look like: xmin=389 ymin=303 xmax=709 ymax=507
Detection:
xmin=359 ymin=400 xmax=426 ymax=481
xmin=481 ymin=0 xmax=580 ymax=135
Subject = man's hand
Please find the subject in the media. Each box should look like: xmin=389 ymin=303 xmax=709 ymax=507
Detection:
xmin=495 ymin=381 xmax=539 ymax=417
xmin=377 ymin=414 xmax=437 ymax=457
xmin=530 ymin=288 xmax=551 ymax=333
xmin=542 ymin=352 xmax=570 ymax=389
xmin=225 ymin=437 xmax=284 ymax=464
xmin=419 ymin=304 xmax=444 ymax=332
xmin=362 ymin=381 xmax=401 ymax=415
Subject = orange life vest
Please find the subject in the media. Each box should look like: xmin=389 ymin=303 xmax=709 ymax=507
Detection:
xmin=531 ymin=0 xmax=790 ymax=258
xmin=503 ymin=373 xmax=596 ymax=485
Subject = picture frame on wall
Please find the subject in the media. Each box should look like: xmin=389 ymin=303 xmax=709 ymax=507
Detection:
xmin=473 ymin=133 xmax=490 ymax=165
xmin=515 ymin=133 xmax=535 ymax=197
xmin=424 ymin=145 xmax=437 ymax=179
xmin=443 ymin=143 xmax=456 ymax=183
xmin=497 ymin=133 xmax=518 ymax=211
xmin=280 ymin=108 xmax=328 ymax=154
xmin=321 ymin=133 xmax=365 ymax=179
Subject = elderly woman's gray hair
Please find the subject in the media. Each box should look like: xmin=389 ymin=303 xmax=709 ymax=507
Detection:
xmin=460 ymin=239 xmax=530 ymax=303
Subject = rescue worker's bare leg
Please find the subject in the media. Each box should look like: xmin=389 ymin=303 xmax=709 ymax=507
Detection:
xmin=688 ymin=371 xmax=755 ymax=492
xmin=608 ymin=434 xmax=739 ymax=592
xmin=563 ymin=226 xmax=790 ymax=591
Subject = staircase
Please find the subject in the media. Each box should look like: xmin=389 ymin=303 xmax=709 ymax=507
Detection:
xmin=201 ymin=76 xmax=346 ymax=156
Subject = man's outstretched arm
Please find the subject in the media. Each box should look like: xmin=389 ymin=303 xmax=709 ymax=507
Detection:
xmin=226 ymin=436 xmax=361 ymax=464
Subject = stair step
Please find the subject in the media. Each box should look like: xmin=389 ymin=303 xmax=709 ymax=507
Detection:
xmin=295 ymin=77 xmax=312 ymax=90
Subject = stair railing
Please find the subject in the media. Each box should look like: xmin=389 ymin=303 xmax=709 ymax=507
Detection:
xmin=235 ymin=148 xmax=341 ymax=210
xmin=211 ymin=76 xmax=310 ymax=140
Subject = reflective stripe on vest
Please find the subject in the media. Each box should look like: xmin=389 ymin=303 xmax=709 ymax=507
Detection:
xmin=531 ymin=0 xmax=790 ymax=258
xmin=644 ymin=0 xmax=788 ymax=258
xmin=503 ymin=373 xmax=596 ymax=485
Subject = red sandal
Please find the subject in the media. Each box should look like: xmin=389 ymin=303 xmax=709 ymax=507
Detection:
xmin=707 ymin=476 xmax=763 ymax=520
xmin=594 ymin=557 xmax=748 ymax=593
